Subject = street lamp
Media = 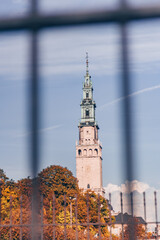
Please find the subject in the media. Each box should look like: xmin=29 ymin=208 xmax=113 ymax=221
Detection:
xmin=69 ymin=197 xmax=76 ymax=227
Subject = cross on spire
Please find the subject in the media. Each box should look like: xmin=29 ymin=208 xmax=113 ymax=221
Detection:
xmin=86 ymin=52 xmax=89 ymax=76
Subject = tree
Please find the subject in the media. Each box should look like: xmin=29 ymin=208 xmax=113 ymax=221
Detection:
xmin=0 ymin=166 xmax=113 ymax=239
xmin=0 ymin=169 xmax=9 ymax=182
xmin=122 ymin=218 xmax=149 ymax=240
xmin=38 ymin=165 xmax=79 ymax=198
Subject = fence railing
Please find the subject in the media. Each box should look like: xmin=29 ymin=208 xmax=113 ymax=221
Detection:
xmin=0 ymin=190 xmax=160 ymax=239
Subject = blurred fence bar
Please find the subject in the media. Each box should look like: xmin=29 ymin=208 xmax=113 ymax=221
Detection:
xmin=120 ymin=192 xmax=124 ymax=240
xmin=1 ymin=7 xmax=160 ymax=32
xmin=30 ymin=0 xmax=39 ymax=238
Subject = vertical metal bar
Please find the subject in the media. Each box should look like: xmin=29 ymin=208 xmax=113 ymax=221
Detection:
xmin=120 ymin=3 xmax=134 ymax=194
xmin=70 ymin=200 xmax=72 ymax=226
xmin=120 ymin=192 xmax=124 ymax=240
xmin=30 ymin=0 xmax=39 ymax=239
xmin=109 ymin=193 xmax=112 ymax=240
xmin=120 ymin=0 xmax=135 ymax=238
xmin=31 ymin=0 xmax=38 ymax=15
xmin=10 ymin=196 xmax=12 ymax=240
xmin=130 ymin=191 xmax=135 ymax=239
xmin=75 ymin=194 xmax=78 ymax=240
xmin=0 ymin=182 xmax=2 ymax=239
xmin=130 ymin=192 xmax=133 ymax=216
xmin=41 ymin=195 xmax=43 ymax=240
xmin=53 ymin=194 xmax=56 ymax=240
xmin=30 ymin=0 xmax=39 ymax=181
xmin=20 ymin=196 xmax=23 ymax=240
xmin=154 ymin=191 xmax=158 ymax=239
xmin=64 ymin=195 xmax=67 ymax=240
xmin=31 ymin=178 xmax=39 ymax=239
xmin=87 ymin=193 xmax=90 ymax=240
xmin=98 ymin=194 xmax=101 ymax=240
xmin=143 ymin=192 xmax=147 ymax=240
xmin=30 ymin=0 xmax=40 ymax=234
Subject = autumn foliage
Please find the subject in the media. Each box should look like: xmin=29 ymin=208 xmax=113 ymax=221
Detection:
xmin=120 ymin=218 xmax=152 ymax=240
xmin=0 ymin=166 xmax=112 ymax=239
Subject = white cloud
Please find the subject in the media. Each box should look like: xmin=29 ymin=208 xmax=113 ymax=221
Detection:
xmin=105 ymin=180 xmax=150 ymax=194
xmin=105 ymin=180 xmax=158 ymax=223
xmin=105 ymin=183 xmax=121 ymax=192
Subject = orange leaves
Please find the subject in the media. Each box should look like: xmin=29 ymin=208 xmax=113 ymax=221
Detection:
xmin=0 ymin=166 xmax=111 ymax=239
xmin=38 ymin=165 xmax=79 ymax=198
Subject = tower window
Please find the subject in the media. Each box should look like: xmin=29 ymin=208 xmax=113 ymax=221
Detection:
xmin=86 ymin=110 xmax=89 ymax=117
xmin=89 ymin=149 xmax=92 ymax=156
xmin=94 ymin=149 xmax=98 ymax=155
xmin=87 ymin=184 xmax=90 ymax=189
xmin=83 ymin=149 xmax=87 ymax=156
xmin=86 ymin=92 xmax=89 ymax=98
xmin=78 ymin=149 xmax=81 ymax=156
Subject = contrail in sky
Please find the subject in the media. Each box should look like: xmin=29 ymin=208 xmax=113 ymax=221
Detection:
xmin=16 ymin=124 xmax=63 ymax=138
xmin=98 ymin=84 xmax=160 ymax=111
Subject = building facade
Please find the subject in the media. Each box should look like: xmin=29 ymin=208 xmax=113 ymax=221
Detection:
xmin=76 ymin=54 xmax=104 ymax=196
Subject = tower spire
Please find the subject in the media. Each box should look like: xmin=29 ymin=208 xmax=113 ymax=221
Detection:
xmin=80 ymin=54 xmax=97 ymax=127
xmin=86 ymin=52 xmax=89 ymax=76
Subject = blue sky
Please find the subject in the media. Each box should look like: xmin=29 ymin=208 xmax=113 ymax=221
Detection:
xmin=1 ymin=0 xmax=160 ymax=190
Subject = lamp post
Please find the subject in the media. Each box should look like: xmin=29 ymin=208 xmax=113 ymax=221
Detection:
xmin=69 ymin=197 xmax=73 ymax=226
xmin=69 ymin=197 xmax=76 ymax=227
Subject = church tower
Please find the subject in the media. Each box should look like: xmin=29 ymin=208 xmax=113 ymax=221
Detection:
xmin=76 ymin=53 xmax=104 ymax=196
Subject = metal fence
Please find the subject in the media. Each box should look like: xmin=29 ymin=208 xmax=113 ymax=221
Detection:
xmin=1 ymin=0 xmax=160 ymax=239
xmin=0 ymin=190 xmax=160 ymax=239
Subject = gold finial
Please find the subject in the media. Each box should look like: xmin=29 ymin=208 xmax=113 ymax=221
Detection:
xmin=86 ymin=52 xmax=89 ymax=76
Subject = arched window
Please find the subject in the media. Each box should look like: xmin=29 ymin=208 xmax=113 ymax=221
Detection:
xmin=94 ymin=149 xmax=98 ymax=155
xmin=86 ymin=92 xmax=89 ymax=98
xmin=83 ymin=149 xmax=87 ymax=156
xmin=86 ymin=109 xmax=89 ymax=117
xmin=89 ymin=149 xmax=92 ymax=156
xmin=87 ymin=184 xmax=90 ymax=189
xmin=78 ymin=149 xmax=81 ymax=156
